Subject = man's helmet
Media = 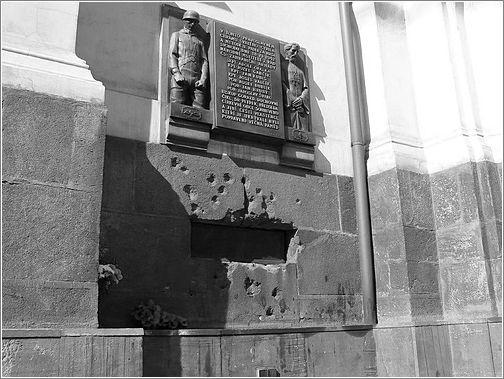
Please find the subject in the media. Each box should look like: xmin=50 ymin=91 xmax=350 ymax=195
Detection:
xmin=182 ymin=10 xmax=200 ymax=22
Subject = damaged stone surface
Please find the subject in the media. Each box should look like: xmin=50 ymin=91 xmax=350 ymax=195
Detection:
xmin=99 ymin=136 xmax=362 ymax=328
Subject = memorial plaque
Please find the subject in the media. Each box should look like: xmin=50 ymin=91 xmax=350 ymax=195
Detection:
xmin=210 ymin=20 xmax=285 ymax=141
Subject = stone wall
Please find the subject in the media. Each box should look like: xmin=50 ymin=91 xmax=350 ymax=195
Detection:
xmin=369 ymin=162 xmax=502 ymax=326
xmin=98 ymin=136 xmax=361 ymax=329
xmin=2 ymin=87 xmax=107 ymax=328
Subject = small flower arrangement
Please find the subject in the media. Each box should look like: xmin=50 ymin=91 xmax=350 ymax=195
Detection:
xmin=98 ymin=263 xmax=123 ymax=289
xmin=131 ymin=299 xmax=188 ymax=329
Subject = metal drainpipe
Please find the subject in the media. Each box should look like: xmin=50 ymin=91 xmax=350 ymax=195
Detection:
xmin=338 ymin=2 xmax=377 ymax=325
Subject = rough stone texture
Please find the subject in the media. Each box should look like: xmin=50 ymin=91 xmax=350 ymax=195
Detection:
xmin=99 ymin=212 xmax=230 ymax=328
xmin=388 ymin=260 xmax=409 ymax=292
xmin=99 ymin=136 xmax=361 ymax=329
xmin=374 ymin=327 xmax=416 ymax=376
xmin=224 ymin=262 xmax=298 ymax=327
xmin=372 ymin=225 xmax=406 ymax=261
xmin=489 ymin=257 xmax=502 ymax=315
xmin=409 ymin=293 xmax=443 ymax=321
xmin=144 ymin=336 xmax=221 ymax=377
xmin=432 ymin=162 xmax=501 ymax=321
xmin=472 ymin=161 xmax=498 ymax=222
xmin=136 ymin=143 xmax=244 ymax=220
xmin=369 ymin=168 xmax=402 ymax=231
xmin=2 ymin=281 xmax=97 ymax=328
xmin=298 ymin=295 xmax=363 ymax=325
xmin=414 ymin=325 xmax=453 ymax=376
xmin=1 ymin=338 xmax=60 ymax=377
xmin=369 ymin=168 xmax=442 ymax=324
xmin=403 ymin=226 xmax=437 ymax=263
xmin=305 ymin=330 xmax=376 ymax=376
xmin=436 ymin=222 xmax=485 ymax=262
xmin=397 ymin=169 xmax=435 ymax=229
xmin=101 ymin=137 xmax=136 ymax=213
xmin=440 ymin=260 xmax=493 ymax=321
xmin=242 ymin=167 xmax=341 ymax=232
xmin=2 ymin=87 xmax=107 ymax=328
xmin=486 ymin=161 xmax=502 ymax=222
xmin=431 ymin=163 xmax=479 ymax=229
xmin=297 ymin=230 xmax=360 ymax=295
xmin=449 ymin=323 xmax=495 ymax=377
xmin=60 ymin=335 xmax=142 ymax=377
xmin=406 ymin=261 xmax=440 ymax=294
xmin=338 ymin=175 xmax=357 ymax=234
xmin=144 ymin=330 xmax=379 ymax=377
xmin=371 ymin=162 xmax=501 ymax=326
xmin=488 ymin=322 xmax=502 ymax=377
xmin=221 ymin=334 xmax=308 ymax=377
xmin=1 ymin=333 xmax=142 ymax=377
xmin=376 ymin=293 xmax=412 ymax=326
xmin=2 ymin=88 xmax=105 ymax=188
xmin=2 ymin=183 xmax=101 ymax=282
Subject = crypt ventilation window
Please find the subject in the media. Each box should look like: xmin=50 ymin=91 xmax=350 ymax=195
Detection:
xmin=191 ymin=223 xmax=295 ymax=264
xmin=257 ymin=368 xmax=280 ymax=377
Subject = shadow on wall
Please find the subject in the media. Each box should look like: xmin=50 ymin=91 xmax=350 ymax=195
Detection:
xmin=98 ymin=139 xmax=231 ymax=376
xmin=306 ymin=54 xmax=331 ymax=174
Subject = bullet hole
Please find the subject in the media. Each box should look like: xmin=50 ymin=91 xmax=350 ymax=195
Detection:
xmin=279 ymin=299 xmax=287 ymax=313
xmin=183 ymin=184 xmax=192 ymax=194
xmin=218 ymin=185 xmax=226 ymax=194
xmin=295 ymin=199 xmax=301 ymax=205
xmin=223 ymin=173 xmax=232 ymax=182
xmin=271 ymin=287 xmax=278 ymax=297
xmin=211 ymin=195 xmax=219 ymax=203
xmin=244 ymin=277 xmax=261 ymax=297
xmin=180 ymin=166 xmax=189 ymax=174
xmin=207 ymin=174 xmax=216 ymax=185
xmin=191 ymin=203 xmax=199 ymax=212
xmin=265 ymin=306 xmax=274 ymax=316
xmin=171 ymin=157 xmax=180 ymax=167
xmin=256 ymin=188 xmax=262 ymax=194
xmin=270 ymin=192 xmax=276 ymax=201
xmin=241 ymin=176 xmax=246 ymax=184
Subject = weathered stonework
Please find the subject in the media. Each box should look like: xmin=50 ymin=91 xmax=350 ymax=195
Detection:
xmin=370 ymin=161 xmax=502 ymax=326
xmin=99 ymin=136 xmax=361 ymax=328
xmin=2 ymin=87 xmax=107 ymax=328
xmin=369 ymin=168 xmax=443 ymax=325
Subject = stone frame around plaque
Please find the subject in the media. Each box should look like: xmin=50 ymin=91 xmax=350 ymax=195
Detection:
xmin=159 ymin=5 xmax=317 ymax=171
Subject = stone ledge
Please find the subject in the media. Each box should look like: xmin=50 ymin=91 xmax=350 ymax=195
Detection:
xmin=2 ymin=328 xmax=144 ymax=339
xmin=144 ymin=324 xmax=374 ymax=337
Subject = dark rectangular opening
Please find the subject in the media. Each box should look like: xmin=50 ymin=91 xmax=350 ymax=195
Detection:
xmin=191 ymin=223 xmax=293 ymax=264
xmin=258 ymin=368 xmax=280 ymax=377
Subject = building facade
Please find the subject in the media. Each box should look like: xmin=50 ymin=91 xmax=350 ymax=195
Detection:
xmin=2 ymin=1 xmax=502 ymax=377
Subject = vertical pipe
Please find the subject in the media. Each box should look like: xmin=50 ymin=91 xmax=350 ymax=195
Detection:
xmin=338 ymin=2 xmax=377 ymax=325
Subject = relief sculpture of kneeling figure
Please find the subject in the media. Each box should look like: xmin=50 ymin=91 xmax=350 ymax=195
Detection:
xmin=282 ymin=43 xmax=310 ymax=131
xmin=169 ymin=10 xmax=209 ymax=109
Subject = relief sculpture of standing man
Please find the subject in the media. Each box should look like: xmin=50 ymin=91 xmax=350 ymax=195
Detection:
xmin=169 ymin=10 xmax=209 ymax=109
xmin=282 ymin=43 xmax=310 ymax=131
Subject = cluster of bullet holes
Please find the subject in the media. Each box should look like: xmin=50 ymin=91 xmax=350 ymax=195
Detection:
xmin=171 ymin=156 xmax=236 ymax=214
xmin=171 ymin=157 xmax=189 ymax=174
xmin=209 ymin=172 xmax=234 ymax=208
xmin=244 ymin=279 xmax=289 ymax=319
